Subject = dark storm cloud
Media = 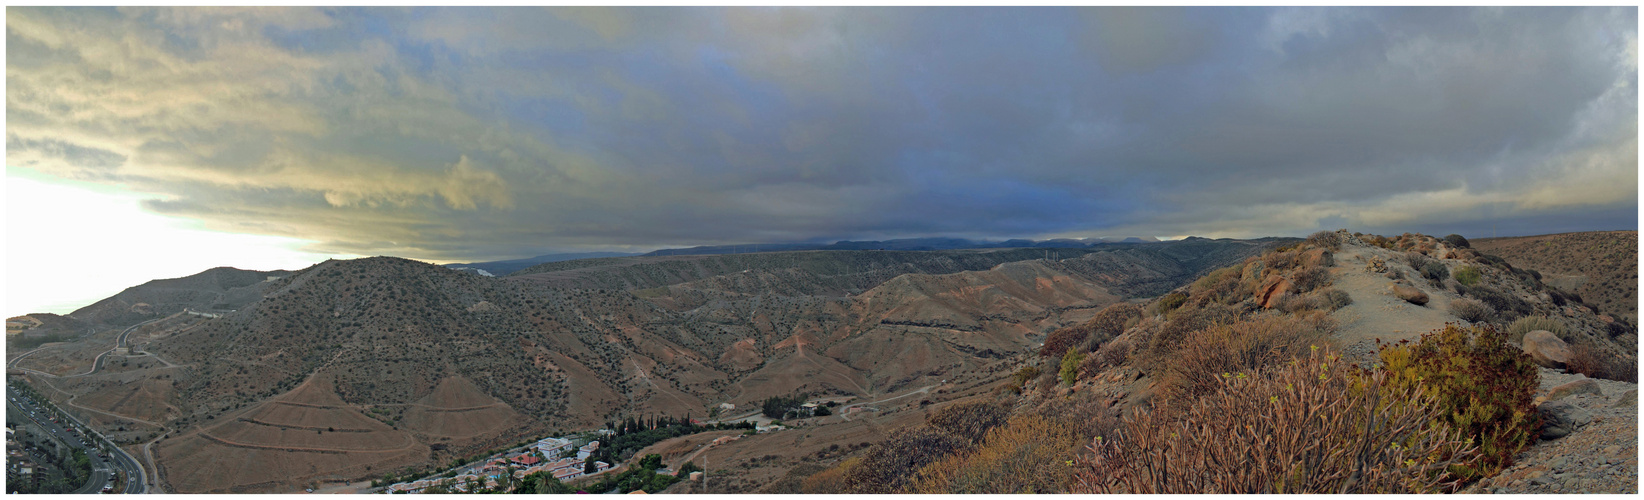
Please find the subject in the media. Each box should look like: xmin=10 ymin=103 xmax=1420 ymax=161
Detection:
xmin=7 ymin=7 xmax=1634 ymax=261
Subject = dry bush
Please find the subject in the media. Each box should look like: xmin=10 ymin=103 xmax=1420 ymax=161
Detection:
xmin=1447 ymin=298 xmax=1494 ymax=323
xmin=1191 ymin=265 xmax=1248 ymax=305
xmin=1087 ymin=303 xmax=1144 ymax=339
xmin=1029 ymin=392 xmax=1122 ymax=441
xmin=1139 ymin=303 xmax=1244 ymax=372
xmin=1152 ymin=292 xmax=1188 ymax=316
xmin=1460 ymin=285 xmax=1530 ymax=321
xmin=1320 ymin=288 xmax=1353 ymax=310
xmin=910 ymin=415 xmax=1087 ymax=493
xmin=1274 ymin=289 xmax=1351 ymax=314
xmin=1568 ymin=340 xmax=1638 ymax=382
xmin=1292 ymin=265 xmax=1331 ymax=293
xmin=926 ymin=400 xmax=1010 ymax=444
xmin=1154 ymin=314 xmax=1331 ymax=408
xmin=801 ymin=457 xmax=858 ymax=494
xmin=1073 ymin=348 xmax=1474 ymax=494
xmin=1307 ymin=230 xmax=1344 ymax=250
xmin=1038 ymin=327 xmax=1089 ymax=358
xmin=1262 ymin=250 xmax=1299 ymax=271
xmin=1273 ymin=293 xmax=1318 ymax=314
xmin=1081 ymin=338 xmax=1132 ymax=378
xmin=1505 ymin=316 xmax=1567 ymax=344
xmin=1046 ymin=303 xmax=1144 ymax=357
xmin=843 ymin=427 xmax=973 ymax=493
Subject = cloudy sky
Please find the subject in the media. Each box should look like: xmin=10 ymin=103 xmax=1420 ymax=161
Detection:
xmin=5 ymin=6 xmax=1638 ymax=315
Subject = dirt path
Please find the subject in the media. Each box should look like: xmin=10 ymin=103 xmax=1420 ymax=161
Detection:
xmin=1327 ymin=245 xmax=1465 ymax=361
xmin=838 ymin=384 xmax=936 ymax=421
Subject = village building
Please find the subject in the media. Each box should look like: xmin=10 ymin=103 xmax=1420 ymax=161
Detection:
xmin=535 ymin=436 xmax=573 ymax=457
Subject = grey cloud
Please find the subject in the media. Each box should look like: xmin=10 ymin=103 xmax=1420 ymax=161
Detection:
xmin=6 ymin=7 xmax=1634 ymax=264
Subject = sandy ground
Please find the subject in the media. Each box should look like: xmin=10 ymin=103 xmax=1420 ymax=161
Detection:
xmin=1327 ymin=245 xmax=1466 ymax=362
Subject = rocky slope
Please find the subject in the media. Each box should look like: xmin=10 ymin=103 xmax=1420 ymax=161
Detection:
xmin=13 ymin=238 xmax=1281 ymax=493
xmin=1472 ymin=230 xmax=1638 ymax=324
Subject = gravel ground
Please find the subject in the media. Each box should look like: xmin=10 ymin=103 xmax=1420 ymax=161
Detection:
xmin=1467 ymin=368 xmax=1637 ymax=494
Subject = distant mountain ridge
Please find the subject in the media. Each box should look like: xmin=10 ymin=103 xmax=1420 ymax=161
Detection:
xmin=446 ymin=251 xmax=641 ymax=276
xmin=641 ymin=236 xmax=1161 ymax=256
xmin=447 ymin=237 xmax=1159 ymax=276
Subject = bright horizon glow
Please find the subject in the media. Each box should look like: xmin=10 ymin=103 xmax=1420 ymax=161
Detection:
xmin=5 ymin=168 xmax=359 ymax=318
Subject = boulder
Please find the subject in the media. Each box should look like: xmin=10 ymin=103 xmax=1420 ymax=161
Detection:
xmin=1537 ymin=400 xmax=1592 ymax=439
xmin=1545 ymin=379 xmax=1602 ymax=401
xmin=1522 ymin=330 xmax=1571 ymax=369
xmin=1301 ymin=248 xmax=1334 ymax=268
xmin=1391 ymin=284 xmax=1428 ymax=306
xmin=1257 ymin=275 xmax=1293 ymax=309
xmin=1612 ymin=389 xmax=1637 ymax=408
xmin=1366 ymin=256 xmax=1387 ymax=273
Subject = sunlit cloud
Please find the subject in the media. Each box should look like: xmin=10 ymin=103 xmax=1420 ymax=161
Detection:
xmin=5 ymin=6 xmax=1634 ymax=273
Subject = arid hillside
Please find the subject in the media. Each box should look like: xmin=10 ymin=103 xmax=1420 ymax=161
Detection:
xmin=1473 ymin=231 xmax=1638 ymax=323
xmin=790 ymin=230 xmax=1636 ymax=495
xmin=65 ymin=267 xmax=289 ymax=327
xmin=11 ymin=238 xmax=1281 ymax=493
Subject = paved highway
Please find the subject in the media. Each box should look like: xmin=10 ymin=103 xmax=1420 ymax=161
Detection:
xmin=6 ymin=385 xmax=143 ymax=493
xmin=9 ymin=320 xmax=158 ymax=493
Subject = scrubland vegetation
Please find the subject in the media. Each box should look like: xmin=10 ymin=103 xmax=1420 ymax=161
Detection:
xmin=799 ymin=230 xmax=1633 ymax=494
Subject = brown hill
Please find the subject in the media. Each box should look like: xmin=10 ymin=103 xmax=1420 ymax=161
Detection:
xmin=66 ymin=267 xmax=288 ymax=327
xmin=21 ymin=238 xmax=1282 ymax=493
xmin=1472 ymin=231 xmax=1638 ymax=323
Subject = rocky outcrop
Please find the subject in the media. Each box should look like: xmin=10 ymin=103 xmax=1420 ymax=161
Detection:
xmin=1538 ymin=400 xmax=1593 ymax=440
xmin=1301 ymin=248 xmax=1333 ymax=268
xmin=1523 ymin=330 xmax=1572 ymax=369
xmin=1391 ymin=284 xmax=1428 ymax=305
xmin=1257 ymin=275 xmax=1293 ymax=309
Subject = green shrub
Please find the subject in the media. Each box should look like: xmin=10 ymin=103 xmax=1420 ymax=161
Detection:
xmin=1454 ymin=265 xmax=1482 ymax=286
xmin=1447 ymin=298 xmax=1494 ymax=323
xmin=1504 ymin=316 xmax=1567 ymax=344
xmin=1060 ymin=348 xmax=1086 ymax=385
xmin=1376 ymin=324 xmax=1540 ymax=481
xmin=1074 ymin=348 xmax=1472 ymax=494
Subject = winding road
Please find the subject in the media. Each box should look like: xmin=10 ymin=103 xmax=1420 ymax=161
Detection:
xmin=8 ymin=319 xmax=164 ymax=494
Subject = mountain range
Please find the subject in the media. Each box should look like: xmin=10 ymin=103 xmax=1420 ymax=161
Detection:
xmin=444 ymin=236 xmax=1161 ymax=277
xmin=7 ymin=237 xmax=1269 ymax=493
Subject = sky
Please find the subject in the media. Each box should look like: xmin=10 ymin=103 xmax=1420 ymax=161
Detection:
xmin=4 ymin=6 xmax=1639 ymax=316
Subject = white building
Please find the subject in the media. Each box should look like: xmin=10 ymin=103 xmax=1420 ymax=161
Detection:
xmin=535 ymin=437 xmax=573 ymax=457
